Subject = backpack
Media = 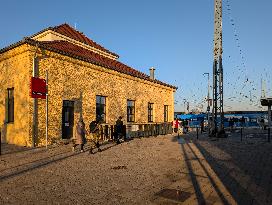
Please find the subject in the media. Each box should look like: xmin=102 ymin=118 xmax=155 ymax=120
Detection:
xmin=89 ymin=121 xmax=99 ymax=133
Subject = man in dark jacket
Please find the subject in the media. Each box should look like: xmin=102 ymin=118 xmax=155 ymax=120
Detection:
xmin=115 ymin=116 xmax=124 ymax=143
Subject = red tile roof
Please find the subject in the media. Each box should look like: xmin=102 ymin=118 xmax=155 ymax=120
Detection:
xmin=24 ymin=39 xmax=176 ymax=89
xmin=52 ymin=24 xmax=119 ymax=58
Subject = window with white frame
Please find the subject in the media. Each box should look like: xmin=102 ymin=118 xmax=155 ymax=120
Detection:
xmin=127 ymin=100 xmax=135 ymax=122
xmin=7 ymin=88 xmax=14 ymax=123
xmin=96 ymin=95 xmax=106 ymax=122
xmin=148 ymin=102 xmax=154 ymax=122
xmin=164 ymin=105 xmax=168 ymax=122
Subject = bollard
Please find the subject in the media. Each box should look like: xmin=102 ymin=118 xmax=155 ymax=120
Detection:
xmin=197 ymin=127 xmax=199 ymax=139
xmin=268 ymin=127 xmax=271 ymax=143
xmin=240 ymin=127 xmax=243 ymax=141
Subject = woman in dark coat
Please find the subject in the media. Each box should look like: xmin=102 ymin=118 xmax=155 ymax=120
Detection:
xmin=72 ymin=119 xmax=87 ymax=152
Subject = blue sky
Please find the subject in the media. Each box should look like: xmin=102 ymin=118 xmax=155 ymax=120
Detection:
xmin=1 ymin=0 xmax=271 ymax=111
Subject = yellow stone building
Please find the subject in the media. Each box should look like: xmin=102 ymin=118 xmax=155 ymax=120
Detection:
xmin=0 ymin=24 xmax=177 ymax=146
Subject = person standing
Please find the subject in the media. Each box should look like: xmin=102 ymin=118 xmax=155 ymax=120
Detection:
xmin=173 ymin=118 xmax=179 ymax=134
xmin=182 ymin=120 xmax=187 ymax=134
xmin=200 ymin=119 xmax=204 ymax=133
xmin=229 ymin=117 xmax=234 ymax=131
xmin=241 ymin=116 xmax=245 ymax=127
xmin=184 ymin=119 xmax=189 ymax=133
xmin=72 ymin=119 xmax=87 ymax=153
xmin=115 ymin=116 xmax=124 ymax=143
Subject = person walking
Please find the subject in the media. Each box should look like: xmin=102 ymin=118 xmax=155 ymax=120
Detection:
xmin=89 ymin=120 xmax=101 ymax=154
xmin=72 ymin=119 xmax=87 ymax=153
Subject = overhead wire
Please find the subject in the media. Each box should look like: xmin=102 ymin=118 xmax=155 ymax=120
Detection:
xmin=223 ymin=0 xmax=261 ymax=110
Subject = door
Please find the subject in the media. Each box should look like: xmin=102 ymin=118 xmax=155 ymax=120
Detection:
xmin=62 ymin=100 xmax=74 ymax=139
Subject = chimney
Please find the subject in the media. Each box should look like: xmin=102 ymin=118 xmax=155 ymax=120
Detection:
xmin=149 ymin=67 xmax=155 ymax=80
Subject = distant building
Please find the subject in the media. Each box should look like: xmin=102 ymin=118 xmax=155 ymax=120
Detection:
xmin=0 ymin=23 xmax=177 ymax=146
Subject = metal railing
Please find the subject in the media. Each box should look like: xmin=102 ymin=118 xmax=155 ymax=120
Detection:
xmin=96 ymin=122 xmax=173 ymax=141
xmin=237 ymin=126 xmax=271 ymax=142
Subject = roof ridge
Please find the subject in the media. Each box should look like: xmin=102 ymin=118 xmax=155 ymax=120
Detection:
xmin=52 ymin=23 xmax=119 ymax=58
xmin=31 ymin=40 xmax=176 ymax=89
xmin=0 ymin=29 xmax=177 ymax=90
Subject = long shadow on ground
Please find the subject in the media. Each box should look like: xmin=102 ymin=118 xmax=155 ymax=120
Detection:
xmin=186 ymin=131 xmax=272 ymax=205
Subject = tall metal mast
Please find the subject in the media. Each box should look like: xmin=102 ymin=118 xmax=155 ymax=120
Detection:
xmin=212 ymin=0 xmax=224 ymax=136
xmin=261 ymin=78 xmax=267 ymax=98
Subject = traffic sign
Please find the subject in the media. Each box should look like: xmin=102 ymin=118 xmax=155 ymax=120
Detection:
xmin=30 ymin=77 xmax=46 ymax=99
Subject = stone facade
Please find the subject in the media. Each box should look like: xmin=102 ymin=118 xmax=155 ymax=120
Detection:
xmin=0 ymin=44 xmax=33 ymax=145
xmin=0 ymin=24 xmax=176 ymax=146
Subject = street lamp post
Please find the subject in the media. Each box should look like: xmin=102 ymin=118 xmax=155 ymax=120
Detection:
xmin=183 ymin=99 xmax=187 ymax=113
xmin=203 ymin=73 xmax=211 ymax=127
xmin=32 ymin=43 xmax=49 ymax=148
xmin=187 ymin=102 xmax=190 ymax=113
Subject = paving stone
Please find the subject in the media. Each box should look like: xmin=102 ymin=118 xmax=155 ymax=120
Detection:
xmin=1 ymin=130 xmax=272 ymax=204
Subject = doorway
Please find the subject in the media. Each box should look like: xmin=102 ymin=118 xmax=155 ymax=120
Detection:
xmin=62 ymin=100 xmax=74 ymax=139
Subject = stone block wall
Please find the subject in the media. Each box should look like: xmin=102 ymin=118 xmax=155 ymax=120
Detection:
xmin=0 ymin=44 xmax=33 ymax=146
xmin=0 ymin=43 xmax=175 ymax=146
xmin=35 ymin=48 xmax=175 ymax=145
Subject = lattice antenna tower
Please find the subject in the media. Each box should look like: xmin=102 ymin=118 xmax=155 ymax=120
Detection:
xmin=212 ymin=0 xmax=224 ymax=135
xmin=261 ymin=78 xmax=267 ymax=98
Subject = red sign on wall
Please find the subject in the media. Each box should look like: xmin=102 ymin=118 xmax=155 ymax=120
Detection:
xmin=30 ymin=77 xmax=46 ymax=99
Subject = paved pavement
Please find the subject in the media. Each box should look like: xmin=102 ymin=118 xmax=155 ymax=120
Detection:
xmin=173 ymin=128 xmax=272 ymax=205
xmin=0 ymin=129 xmax=271 ymax=204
